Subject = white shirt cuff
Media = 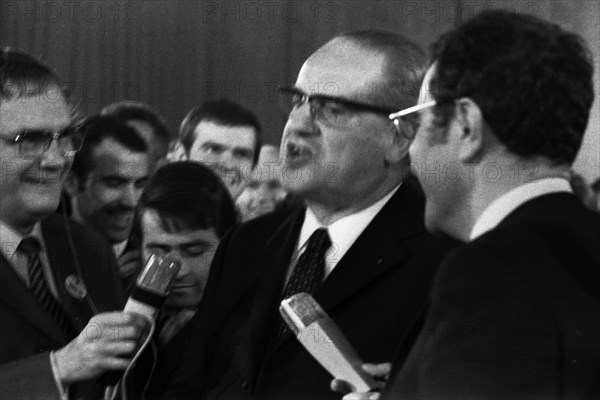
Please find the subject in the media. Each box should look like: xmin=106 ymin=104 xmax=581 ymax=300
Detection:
xmin=50 ymin=351 xmax=69 ymax=400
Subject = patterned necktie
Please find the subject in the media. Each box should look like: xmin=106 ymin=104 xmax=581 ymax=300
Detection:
xmin=273 ymin=228 xmax=331 ymax=341
xmin=18 ymin=237 xmax=75 ymax=338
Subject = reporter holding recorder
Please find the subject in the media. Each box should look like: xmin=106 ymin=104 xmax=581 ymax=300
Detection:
xmin=0 ymin=48 xmax=148 ymax=399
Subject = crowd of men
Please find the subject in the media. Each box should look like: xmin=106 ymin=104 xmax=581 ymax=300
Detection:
xmin=1 ymin=9 xmax=599 ymax=400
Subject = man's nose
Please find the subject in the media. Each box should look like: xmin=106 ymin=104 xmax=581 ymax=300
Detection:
xmin=220 ymin=151 xmax=239 ymax=169
xmin=120 ymin=185 xmax=140 ymax=208
xmin=176 ymin=258 xmax=191 ymax=278
xmin=284 ymin=102 xmax=318 ymax=138
xmin=38 ymin=139 xmax=68 ymax=170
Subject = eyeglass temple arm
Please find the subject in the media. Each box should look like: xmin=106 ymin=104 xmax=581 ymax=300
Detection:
xmin=389 ymin=101 xmax=437 ymax=120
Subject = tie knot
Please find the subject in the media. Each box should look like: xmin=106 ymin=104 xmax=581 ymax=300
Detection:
xmin=18 ymin=237 xmax=41 ymax=255
xmin=306 ymin=228 xmax=331 ymax=255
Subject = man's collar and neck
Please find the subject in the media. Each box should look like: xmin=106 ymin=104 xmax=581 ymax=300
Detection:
xmin=458 ymin=155 xmax=572 ymax=242
xmin=0 ymin=212 xmax=40 ymax=237
xmin=0 ymin=218 xmax=42 ymax=259
xmin=304 ymin=176 xmax=404 ymax=226
xmin=300 ymin=183 xmax=401 ymax=246
xmin=469 ymin=177 xmax=572 ymax=240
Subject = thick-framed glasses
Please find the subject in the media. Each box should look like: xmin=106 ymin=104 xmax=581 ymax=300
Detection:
xmin=1 ymin=128 xmax=85 ymax=158
xmin=278 ymin=86 xmax=396 ymax=127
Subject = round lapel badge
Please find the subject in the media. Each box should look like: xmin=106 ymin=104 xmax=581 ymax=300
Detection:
xmin=65 ymin=274 xmax=87 ymax=300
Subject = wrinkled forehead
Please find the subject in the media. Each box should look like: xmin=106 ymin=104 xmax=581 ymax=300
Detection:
xmin=0 ymin=85 xmax=72 ymax=133
xmin=297 ymin=39 xmax=386 ymax=99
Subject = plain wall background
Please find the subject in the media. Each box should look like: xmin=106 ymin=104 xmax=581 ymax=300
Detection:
xmin=1 ymin=0 xmax=598 ymax=182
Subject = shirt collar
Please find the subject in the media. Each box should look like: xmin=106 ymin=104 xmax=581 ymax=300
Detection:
xmin=298 ymin=184 xmax=401 ymax=252
xmin=470 ymin=178 xmax=572 ymax=241
xmin=0 ymin=221 xmax=45 ymax=259
xmin=113 ymin=240 xmax=128 ymax=257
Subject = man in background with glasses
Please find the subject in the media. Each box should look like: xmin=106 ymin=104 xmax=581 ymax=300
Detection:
xmin=169 ymin=30 xmax=454 ymax=400
xmin=0 ymin=48 xmax=148 ymax=399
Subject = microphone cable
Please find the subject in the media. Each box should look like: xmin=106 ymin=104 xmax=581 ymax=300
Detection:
xmin=104 ymin=316 xmax=157 ymax=400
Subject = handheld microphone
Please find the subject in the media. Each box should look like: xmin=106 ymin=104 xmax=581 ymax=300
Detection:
xmin=124 ymin=252 xmax=182 ymax=320
xmin=103 ymin=252 xmax=182 ymax=400
xmin=279 ymin=293 xmax=377 ymax=393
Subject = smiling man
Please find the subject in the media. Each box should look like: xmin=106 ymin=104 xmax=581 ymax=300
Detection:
xmin=169 ymin=30 xmax=454 ymax=400
xmin=67 ymin=115 xmax=151 ymax=256
xmin=179 ymin=99 xmax=262 ymax=200
xmin=0 ymin=48 xmax=146 ymax=399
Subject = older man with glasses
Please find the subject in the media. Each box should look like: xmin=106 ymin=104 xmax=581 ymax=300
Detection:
xmin=168 ymin=30 xmax=455 ymax=400
xmin=0 ymin=48 xmax=147 ymax=400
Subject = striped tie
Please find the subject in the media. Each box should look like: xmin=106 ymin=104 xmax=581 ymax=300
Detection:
xmin=18 ymin=237 xmax=75 ymax=338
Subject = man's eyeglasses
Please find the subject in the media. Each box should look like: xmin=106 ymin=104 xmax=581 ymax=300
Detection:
xmin=277 ymin=86 xmax=396 ymax=127
xmin=1 ymin=128 xmax=85 ymax=158
xmin=388 ymin=101 xmax=437 ymax=132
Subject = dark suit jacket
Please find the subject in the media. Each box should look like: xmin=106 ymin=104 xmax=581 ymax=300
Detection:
xmin=167 ymin=180 xmax=455 ymax=400
xmin=0 ymin=214 xmax=126 ymax=399
xmin=138 ymin=317 xmax=199 ymax=400
xmin=384 ymin=193 xmax=600 ymax=399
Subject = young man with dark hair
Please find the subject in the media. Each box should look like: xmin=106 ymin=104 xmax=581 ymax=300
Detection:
xmin=102 ymin=100 xmax=171 ymax=165
xmin=127 ymin=161 xmax=237 ymax=398
xmin=0 ymin=48 xmax=147 ymax=399
xmin=375 ymin=10 xmax=599 ymax=399
xmin=179 ymin=99 xmax=263 ymax=200
xmin=67 ymin=115 xmax=151 ymax=257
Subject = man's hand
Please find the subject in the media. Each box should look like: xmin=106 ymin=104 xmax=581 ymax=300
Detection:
xmin=53 ymin=312 xmax=149 ymax=386
xmin=330 ymin=362 xmax=391 ymax=400
xmin=118 ymin=247 xmax=142 ymax=279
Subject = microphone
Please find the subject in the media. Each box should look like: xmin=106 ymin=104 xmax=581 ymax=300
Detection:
xmin=103 ymin=252 xmax=182 ymax=400
xmin=279 ymin=293 xmax=377 ymax=393
xmin=124 ymin=252 xmax=182 ymax=320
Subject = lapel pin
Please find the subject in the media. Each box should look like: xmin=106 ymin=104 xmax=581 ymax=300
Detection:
xmin=65 ymin=274 xmax=87 ymax=299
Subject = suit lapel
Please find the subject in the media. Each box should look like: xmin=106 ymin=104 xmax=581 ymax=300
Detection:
xmin=266 ymin=183 xmax=427 ymax=352
xmin=247 ymin=210 xmax=305 ymax=378
xmin=0 ymin=252 xmax=68 ymax=344
xmin=317 ymin=183 xmax=425 ymax=315
xmin=41 ymin=217 xmax=94 ymax=333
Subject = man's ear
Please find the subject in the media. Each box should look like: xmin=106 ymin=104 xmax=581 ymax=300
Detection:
xmin=64 ymin=171 xmax=80 ymax=197
xmin=456 ymin=98 xmax=484 ymax=163
xmin=384 ymin=119 xmax=411 ymax=165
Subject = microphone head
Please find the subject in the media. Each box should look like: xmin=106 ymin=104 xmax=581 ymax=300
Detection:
xmin=136 ymin=252 xmax=182 ymax=296
xmin=280 ymin=292 xmax=327 ymax=335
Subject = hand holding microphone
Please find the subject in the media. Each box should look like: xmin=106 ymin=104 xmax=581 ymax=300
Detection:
xmin=331 ymin=363 xmax=391 ymax=400
xmin=54 ymin=252 xmax=181 ymax=388
xmin=53 ymin=312 xmax=149 ymax=386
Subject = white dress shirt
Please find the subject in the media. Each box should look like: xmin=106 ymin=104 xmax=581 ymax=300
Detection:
xmin=113 ymin=240 xmax=128 ymax=258
xmin=470 ymin=178 xmax=573 ymax=241
xmin=290 ymin=185 xmax=401 ymax=280
xmin=0 ymin=221 xmax=60 ymax=299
